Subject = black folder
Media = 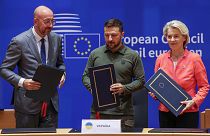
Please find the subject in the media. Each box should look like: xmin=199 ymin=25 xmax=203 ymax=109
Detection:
xmin=145 ymin=69 xmax=191 ymax=117
xmin=148 ymin=128 xmax=208 ymax=133
xmin=121 ymin=127 xmax=143 ymax=133
xmin=88 ymin=64 xmax=120 ymax=111
xmin=25 ymin=65 xmax=64 ymax=101
xmin=1 ymin=128 xmax=56 ymax=134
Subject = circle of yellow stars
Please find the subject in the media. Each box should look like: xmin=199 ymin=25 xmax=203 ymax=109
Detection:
xmin=73 ymin=37 xmax=92 ymax=56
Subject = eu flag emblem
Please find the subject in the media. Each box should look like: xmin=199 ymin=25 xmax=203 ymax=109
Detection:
xmin=64 ymin=33 xmax=100 ymax=59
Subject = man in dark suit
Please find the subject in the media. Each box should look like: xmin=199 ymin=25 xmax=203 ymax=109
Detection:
xmin=0 ymin=6 xmax=66 ymax=128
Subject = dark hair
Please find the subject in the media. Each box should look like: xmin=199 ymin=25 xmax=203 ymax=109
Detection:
xmin=104 ymin=18 xmax=123 ymax=32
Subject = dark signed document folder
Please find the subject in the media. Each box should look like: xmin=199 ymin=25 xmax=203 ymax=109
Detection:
xmin=25 ymin=65 xmax=64 ymax=101
xmin=89 ymin=64 xmax=120 ymax=111
xmin=145 ymin=69 xmax=191 ymax=117
xmin=148 ymin=128 xmax=208 ymax=133
xmin=1 ymin=128 xmax=56 ymax=134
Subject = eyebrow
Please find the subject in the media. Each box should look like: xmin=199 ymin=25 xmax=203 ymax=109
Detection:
xmin=104 ymin=31 xmax=119 ymax=34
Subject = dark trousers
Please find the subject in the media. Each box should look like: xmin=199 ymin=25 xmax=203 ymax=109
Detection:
xmin=15 ymin=101 xmax=58 ymax=128
xmin=159 ymin=110 xmax=199 ymax=128
xmin=91 ymin=113 xmax=134 ymax=130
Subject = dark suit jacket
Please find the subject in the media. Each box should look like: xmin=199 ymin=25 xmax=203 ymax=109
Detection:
xmin=0 ymin=28 xmax=65 ymax=114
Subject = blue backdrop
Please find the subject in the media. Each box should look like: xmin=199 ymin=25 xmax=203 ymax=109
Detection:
xmin=0 ymin=0 xmax=210 ymax=129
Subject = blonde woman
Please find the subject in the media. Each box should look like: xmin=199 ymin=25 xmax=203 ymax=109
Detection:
xmin=150 ymin=20 xmax=209 ymax=128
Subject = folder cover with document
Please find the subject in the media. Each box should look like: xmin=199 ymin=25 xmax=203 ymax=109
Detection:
xmin=25 ymin=65 xmax=64 ymax=101
xmin=88 ymin=64 xmax=120 ymax=111
xmin=148 ymin=128 xmax=208 ymax=133
xmin=1 ymin=128 xmax=56 ymax=134
xmin=145 ymin=69 xmax=191 ymax=117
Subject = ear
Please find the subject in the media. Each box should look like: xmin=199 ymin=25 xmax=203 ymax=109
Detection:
xmin=184 ymin=35 xmax=187 ymax=40
xmin=34 ymin=18 xmax=38 ymax=26
xmin=183 ymin=35 xmax=187 ymax=43
xmin=121 ymin=31 xmax=125 ymax=37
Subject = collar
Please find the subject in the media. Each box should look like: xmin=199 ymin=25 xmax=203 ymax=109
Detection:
xmin=167 ymin=49 xmax=189 ymax=58
xmin=104 ymin=45 xmax=126 ymax=55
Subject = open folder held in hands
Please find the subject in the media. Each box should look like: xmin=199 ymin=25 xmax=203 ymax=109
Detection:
xmin=25 ymin=65 xmax=64 ymax=101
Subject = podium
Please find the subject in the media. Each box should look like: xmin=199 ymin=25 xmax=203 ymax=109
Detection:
xmin=200 ymin=109 xmax=210 ymax=128
xmin=0 ymin=109 xmax=16 ymax=128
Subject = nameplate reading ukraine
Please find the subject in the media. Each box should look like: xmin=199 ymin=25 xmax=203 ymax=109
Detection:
xmin=145 ymin=69 xmax=191 ymax=117
xmin=81 ymin=119 xmax=121 ymax=134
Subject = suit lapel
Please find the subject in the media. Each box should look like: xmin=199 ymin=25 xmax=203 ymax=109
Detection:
xmin=26 ymin=29 xmax=42 ymax=63
xmin=47 ymin=33 xmax=55 ymax=66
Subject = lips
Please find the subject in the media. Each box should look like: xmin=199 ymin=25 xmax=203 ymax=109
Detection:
xmin=169 ymin=43 xmax=176 ymax=46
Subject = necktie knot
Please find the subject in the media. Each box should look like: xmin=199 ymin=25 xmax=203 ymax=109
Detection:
xmin=40 ymin=38 xmax=46 ymax=64
xmin=41 ymin=38 xmax=45 ymax=44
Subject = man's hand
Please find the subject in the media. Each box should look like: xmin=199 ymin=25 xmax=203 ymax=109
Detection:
xmin=59 ymin=74 xmax=65 ymax=88
xmin=110 ymin=83 xmax=125 ymax=94
xmin=23 ymin=79 xmax=41 ymax=90
xmin=180 ymin=100 xmax=195 ymax=114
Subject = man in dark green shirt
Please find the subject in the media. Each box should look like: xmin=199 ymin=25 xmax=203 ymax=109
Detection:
xmin=82 ymin=18 xmax=145 ymax=129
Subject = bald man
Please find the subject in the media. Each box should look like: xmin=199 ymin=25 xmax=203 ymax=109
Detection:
xmin=0 ymin=6 xmax=66 ymax=128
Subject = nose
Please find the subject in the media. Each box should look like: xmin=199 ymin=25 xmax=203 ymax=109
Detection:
xmin=171 ymin=36 xmax=176 ymax=41
xmin=48 ymin=23 xmax=53 ymax=29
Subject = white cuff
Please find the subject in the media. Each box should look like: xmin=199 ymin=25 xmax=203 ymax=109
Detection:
xmin=18 ymin=78 xmax=25 ymax=87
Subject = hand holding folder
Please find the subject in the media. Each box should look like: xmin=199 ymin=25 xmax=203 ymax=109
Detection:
xmin=110 ymin=83 xmax=125 ymax=94
xmin=25 ymin=65 xmax=64 ymax=101
xmin=145 ymin=69 xmax=191 ymax=117
xmin=88 ymin=64 xmax=120 ymax=111
xmin=180 ymin=99 xmax=195 ymax=114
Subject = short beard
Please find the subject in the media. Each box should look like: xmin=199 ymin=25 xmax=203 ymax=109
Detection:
xmin=106 ymin=41 xmax=122 ymax=52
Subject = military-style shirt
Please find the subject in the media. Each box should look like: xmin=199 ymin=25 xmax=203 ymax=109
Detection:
xmin=82 ymin=45 xmax=145 ymax=115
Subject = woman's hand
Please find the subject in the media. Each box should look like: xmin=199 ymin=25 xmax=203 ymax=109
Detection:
xmin=180 ymin=100 xmax=195 ymax=114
